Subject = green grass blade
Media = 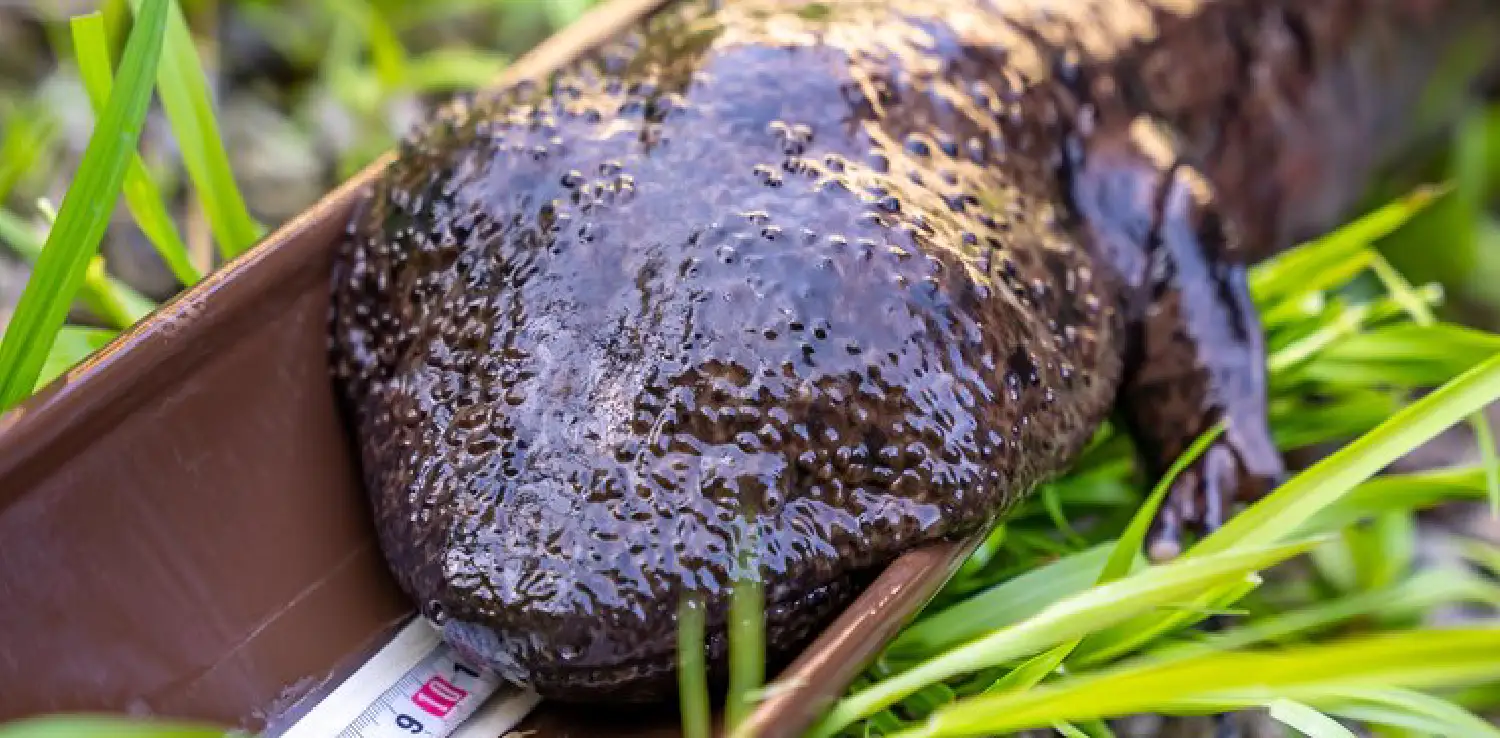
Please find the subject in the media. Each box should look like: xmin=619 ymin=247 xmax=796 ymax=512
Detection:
xmin=1304 ymin=465 xmax=1495 ymax=531
xmin=37 ymin=326 xmax=118 ymax=390
xmin=1368 ymin=254 xmax=1439 ymax=326
xmin=1040 ymin=484 xmax=1087 ymax=548
xmin=0 ymin=715 xmax=227 ymax=738
xmin=0 ymin=207 xmax=156 ymax=328
xmin=893 ymin=628 xmax=1500 ymax=737
xmin=677 ymin=596 xmax=712 ymax=738
xmin=70 ymin=11 xmax=200 ymax=288
xmin=948 ymin=523 xmax=1009 ymax=585
xmin=1448 ymin=681 xmax=1500 ymax=713
xmin=811 ymin=539 xmax=1321 ymax=736
xmin=1470 ymin=416 xmax=1500 ymax=516
xmin=0 ymin=103 xmax=58 ymax=204
xmin=1037 ymin=426 xmax=1232 ymax=668
xmin=79 ymin=257 xmax=141 ymax=329
xmin=1457 ymin=536 xmax=1500 ymax=579
xmin=1369 ymin=252 xmax=1500 ymax=514
xmin=986 ymin=425 xmax=1226 ymax=693
xmin=1151 ymin=568 xmax=1500 ymax=659
xmin=1109 ymin=423 xmax=1223 ymax=571
xmin=725 ymin=520 xmax=765 ymax=733
xmin=126 ymin=0 xmax=263 ymax=259
xmin=1268 ymin=299 xmax=1391 ymax=375
xmin=0 ymin=0 xmax=169 ymax=409
xmin=1191 ymin=349 xmax=1500 ymax=558
xmin=1267 ymin=388 xmax=1401 ymax=451
xmin=1248 ymin=185 xmax=1446 ymax=302
xmin=1053 ymin=721 xmax=1090 ymax=738
xmin=1269 ymin=699 xmax=1359 ymax=738
xmin=983 ymin=643 xmax=1070 ymax=696
xmin=1318 ymin=687 xmax=1500 ymax=737
xmin=884 ymin=544 xmax=1112 ymax=661
xmin=1347 ymin=512 xmax=1415 ymax=592
xmin=1303 ymin=322 xmax=1500 ymax=387
xmin=1071 ymin=576 xmax=1260 ymax=667
xmin=1259 ymin=252 xmax=1375 ymax=328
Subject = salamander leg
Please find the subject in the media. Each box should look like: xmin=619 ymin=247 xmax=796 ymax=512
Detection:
xmin=1115 ymin=165 xmax=1285 ymax=560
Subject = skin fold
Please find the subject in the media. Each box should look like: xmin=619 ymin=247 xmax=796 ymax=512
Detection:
xmin=329 ymin=0 xmax=1500 ymax=702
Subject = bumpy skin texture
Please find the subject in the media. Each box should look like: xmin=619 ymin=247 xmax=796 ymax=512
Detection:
xmin=330 ymin=0 xmax=1499 ymax=702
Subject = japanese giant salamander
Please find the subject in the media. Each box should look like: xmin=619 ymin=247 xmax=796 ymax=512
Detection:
xmin=329 ymin=0 xmax=1500 ymax=702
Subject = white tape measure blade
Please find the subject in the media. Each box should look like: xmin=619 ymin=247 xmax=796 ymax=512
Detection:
xmin=278 ymin=618 xmax=540 ymax=738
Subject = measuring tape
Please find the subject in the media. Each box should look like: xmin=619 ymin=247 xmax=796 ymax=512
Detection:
xmin=276 ymin=618 xmax=541 ymax=738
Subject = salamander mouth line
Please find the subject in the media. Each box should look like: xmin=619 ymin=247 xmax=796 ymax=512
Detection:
xmin=634 ymin=576 xmax=857 ymax=656
xmin=438 ymin=567 xmax=865 ymax=702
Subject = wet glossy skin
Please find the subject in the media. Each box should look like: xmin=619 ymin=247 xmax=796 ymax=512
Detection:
xmin=330 ymin=0 xmax=1500 ymax=702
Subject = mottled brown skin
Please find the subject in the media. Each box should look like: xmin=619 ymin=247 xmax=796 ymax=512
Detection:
xmin=329 ymin=0 xmax=1500 ymax=702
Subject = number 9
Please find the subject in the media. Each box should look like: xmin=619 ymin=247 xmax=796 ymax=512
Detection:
xmin=396 ymin=714 xmax=423 ymax=733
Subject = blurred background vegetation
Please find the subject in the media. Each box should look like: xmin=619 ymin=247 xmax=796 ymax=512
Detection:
xmin=0 ymin=0 xmax=600 ymax=320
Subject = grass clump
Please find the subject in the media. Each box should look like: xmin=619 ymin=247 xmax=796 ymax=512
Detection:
xmin=0 ymin=0 xmax=170 ymax=407
xmin=69 ymin=11 xmax=198 ymax=287
xmin=123 ymin=0 xmax=264 ymax=260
